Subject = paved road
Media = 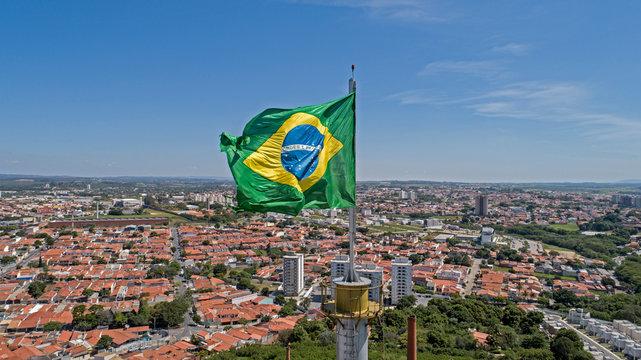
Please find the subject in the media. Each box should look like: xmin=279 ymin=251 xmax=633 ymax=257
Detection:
xmin=1 ymin=247 xmax=43 ymax=277
xmin=462 ymin=258 xmax=481 ymax=296
xmin=559 ymin=318 xmax=620 ymax=360
xmin=170 ymin=227 xmax=181 ymax=261
xmin=541 ymin=309 xmax=620 ymax=360
xmin=167 ymin=227 xmax=210 ymax=340
xmin=166 ymin=309 xmax=206 ymax=341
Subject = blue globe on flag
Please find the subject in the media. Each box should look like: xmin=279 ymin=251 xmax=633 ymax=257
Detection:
xmin=281 ymin=124 xmax=325 ymax=181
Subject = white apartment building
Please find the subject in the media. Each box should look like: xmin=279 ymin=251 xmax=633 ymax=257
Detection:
xmin=283 ymin=253 xmax=305 ymax=297
xmin=331 ymin=256 xmax=383 ymax=301
xmin=331 ymin=255 xmax=351 ymax=278
xmin=356 ymin=262 xmax=383 ymax=301
xmin=392 ymin=257 xmax=413 ymax=305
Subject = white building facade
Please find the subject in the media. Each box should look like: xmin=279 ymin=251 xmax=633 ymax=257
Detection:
xmin=331 ymin=256 xmax=383 ymax=302
xmin=283 ymin=253 xmax=305 ymax=296
xmin=392 ymin=257 xmax=413 ymax=305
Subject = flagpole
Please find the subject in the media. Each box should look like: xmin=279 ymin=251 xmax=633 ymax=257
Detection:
xmin=346 ymin=65 xmax=360 ymax=283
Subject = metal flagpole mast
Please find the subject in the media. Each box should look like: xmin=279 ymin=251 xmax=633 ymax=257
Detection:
xmin=345 ymin=65 xmax=360 ymax=283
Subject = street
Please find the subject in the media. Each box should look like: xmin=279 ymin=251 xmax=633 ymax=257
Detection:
xmin=462 ymin=258 xmax=481 ymax=296
xmin=541 ymin=309 xmax=621 ymax=360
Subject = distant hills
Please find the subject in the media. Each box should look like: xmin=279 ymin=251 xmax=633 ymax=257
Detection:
xmin=618 ymin=179 xmax=641 ymax=184
xmin=1 ymin=173 xmax=641 ymax=185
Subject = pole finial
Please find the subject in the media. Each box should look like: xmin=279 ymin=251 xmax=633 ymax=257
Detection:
xmin=351 ymin=64 xmax=355 ymax=77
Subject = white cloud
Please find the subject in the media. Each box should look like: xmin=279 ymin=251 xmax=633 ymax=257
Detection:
xmin=418 ymin=60 xmax=507 ymax=80
xmin=391 ymin=81 xmax=641 ymax=140
xmin=491 ymin=43 xmax=530 ymax=56
xmin=469 ymin=81 xmax=587 ymax=117
xmin=386 ymin=89 xmax=440 ymax=105
xmin=468 ymin=82 xmax=641 ymax=139
xmin=288 ymin=0 xmax=449 ymax=22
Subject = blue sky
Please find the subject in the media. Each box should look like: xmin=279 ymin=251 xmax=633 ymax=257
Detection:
xmin=1 ymin=1 xmax=640 ymax=182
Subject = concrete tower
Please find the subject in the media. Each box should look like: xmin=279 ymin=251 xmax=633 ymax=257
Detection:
xmin=321 ymin=66 xmax=382 ymax=360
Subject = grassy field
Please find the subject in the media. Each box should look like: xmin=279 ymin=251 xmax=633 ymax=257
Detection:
xmin=548 ymin=223 xmax=580 ymax=231
xmin=79 ymin=209 xmax=191 ymax=224
xmin=542 ymin=242 xmax=574 ymax=252
xmin=541 ymin=243 xmax=581 ymax=259
xmin=534 ymin=272 xmax=576 ymax=281
xmin=369 ymin=224 xmax=423 ymax=233
xmin=78 ymin=213 xmax=165 ymax=220
xmin=492 ymin=266 xmax=511 ymax=272
xmin=251 ymin=279 xmax=279 ymax=292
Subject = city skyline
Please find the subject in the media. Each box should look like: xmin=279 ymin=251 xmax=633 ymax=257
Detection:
xmin=2 ymin=1 xmax=641 ymax=182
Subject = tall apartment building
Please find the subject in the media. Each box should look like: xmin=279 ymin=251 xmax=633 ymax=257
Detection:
xmin=283 ymin=253 xmax=305 ymax=297
xmin=612 ymin=194 xmax=641 ymax=208
xmin=392 ymin=257 xmax=413 ymax=305
xmin=398 ymin=190 xmax=416 ymax=201
xmin=357 ymin=262 xmax=384 ymax=301
xmin=474 ymin=194 xmax=489 ymax=216
xmin=330 ymin=255 xmax=349 ymax=299
xmin=331 ymin=255 xmax=351 ymax=278
xmin=331 ymin=256 xmax=383 ymax=301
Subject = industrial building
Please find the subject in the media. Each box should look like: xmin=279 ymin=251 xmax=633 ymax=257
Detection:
xmin=480 ymin=227 xmax=496 ymax=245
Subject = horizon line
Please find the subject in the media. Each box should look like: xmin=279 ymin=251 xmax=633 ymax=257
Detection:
xmin=0 ymin=173 xmax=640 ymax=185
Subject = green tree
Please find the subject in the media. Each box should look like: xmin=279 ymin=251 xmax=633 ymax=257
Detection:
xmin=43 ymin=321 xmax=63 ymax=332
xmin=550 ymin=329 xmax=589 ymax=360
xmin=0 ymin=256 xmax=16 ymax=264
xmin=289 ymin=326 xmax=309 ymax=343
xmin=426 ymin=330 xmax=449 ymax=348
xmin=396 ymin=295 xmax=416 ymax=310
xmin=274 ymin=294 xmax=286 ymax=305
xmin=520 ymin=311 xmax=544 ymax=334
xmin=278 ymin=305 xmax=295 ymax=317
xmin=552 ymin=289 xmax=579 ymax=307
xmin=521 ymin=331 xmax=548 ymax=349
xmin=550 ymin=337 xmax=577 ymax=360
xmin=516 ymin=348 xmax=554 ymax=360
xmin=213 ymin=262 xmax=227 ymax=275
xmin=28 ymin=281 xmax=46 ymax=299
xmin=301 ymin=297 xmax=311 ymax=310
xmin=409 ymin=253 xmax=423 ymax=265
xmin=601 ymin=277 xmax=615 ymax=287
xmin=152 ymin=297 xmax=190 ymax=328
xmin=99 ymin=288 xmax=111 ymax=298
xmin=113 ymin=312 xmax=127 ymax=328
xmin=95 ymin=335 xmax=113 ymax=350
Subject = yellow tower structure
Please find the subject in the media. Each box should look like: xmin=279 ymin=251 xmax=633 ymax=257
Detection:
xmin=321 ymin=275 xmax=382 ymax=360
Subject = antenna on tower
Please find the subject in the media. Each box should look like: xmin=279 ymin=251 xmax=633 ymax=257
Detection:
xmin=348 ymin=65 xmax=356 ymax=94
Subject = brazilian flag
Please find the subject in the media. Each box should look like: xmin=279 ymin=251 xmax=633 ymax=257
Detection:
xmin=220 ymin=93 xmax=355 ymax=216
